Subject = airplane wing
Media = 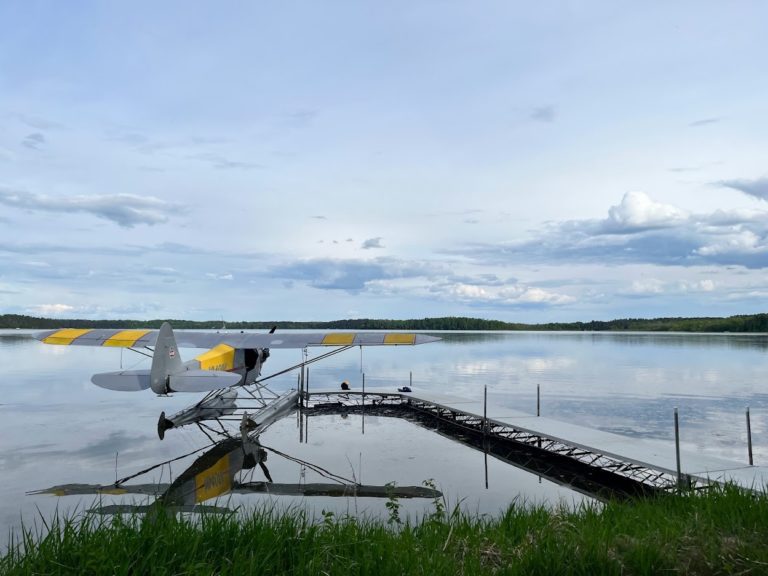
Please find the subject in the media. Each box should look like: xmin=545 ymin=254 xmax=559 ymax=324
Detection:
xmin=34 ymin=328 xmax=441 ymax=349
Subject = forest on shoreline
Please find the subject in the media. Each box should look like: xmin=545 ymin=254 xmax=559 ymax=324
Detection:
xmin=2 ymin=312 xmax=767 ymax=332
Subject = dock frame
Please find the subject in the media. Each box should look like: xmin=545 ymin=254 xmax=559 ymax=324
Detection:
xmin=304 ymin=390 xmax=713 ymax=500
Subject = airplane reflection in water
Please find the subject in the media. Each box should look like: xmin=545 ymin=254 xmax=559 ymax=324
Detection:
xmin=30 ymin=408 xmax=442 ymax=515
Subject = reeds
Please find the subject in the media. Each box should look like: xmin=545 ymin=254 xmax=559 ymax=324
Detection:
xmin=3 ymin=484 xmax=768 ymax=575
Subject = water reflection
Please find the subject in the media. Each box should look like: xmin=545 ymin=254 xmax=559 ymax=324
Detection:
xmin=31 ymin=431 xmax=443 ymax=515
xmin=3 ymin=329 xmax=768 ymax=540
xmin=432 ymin=330 xmax=768 ymax=351
xmin=17 ymin=412 xmax=584 ymax=528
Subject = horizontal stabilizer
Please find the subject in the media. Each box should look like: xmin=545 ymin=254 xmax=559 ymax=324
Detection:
xmin=91 ymin=370 xmax=151 ymax=392
xmin=169 ymin=370 xmax=242 ymax=393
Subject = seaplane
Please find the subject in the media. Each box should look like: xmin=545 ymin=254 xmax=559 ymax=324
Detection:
xmin=34 ymin=323 xmax=440 ymax=439
xmin=31 ymin=323 xmax=443 ymax=512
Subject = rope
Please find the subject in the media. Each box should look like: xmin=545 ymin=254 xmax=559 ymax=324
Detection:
xmin=259 ymin=442 xmax=356 ymax=485
xmin=113 ymin=441 xmax=215 ymax=487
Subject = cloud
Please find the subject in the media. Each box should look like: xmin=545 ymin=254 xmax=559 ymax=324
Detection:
xmin=0 ymin=187 xmax=186 ymax=227
xmin=145 ymin=266 xmax=178 ymax=276
xmin=108 ymin=132 xmax=150 ymax=146
xmin=205 ymin=272 xmax=234 ymax=281
xmin=312 ymin=215 xmax=327 ymax=220
xmin=266 ymin=257 xmax=570 ymax=308
xmin=0 ymin=283 xmax=20 ymax=294
xmin=603 ymin=191 xmax=688 ymax=233
xmin=284 ymin=109 xmax=319 ymax=127
xmin=622 ymin=278 xmax=715 ymax=298
xmin=447 ymin=282 xmax=573 ymax=306
xmin=668 ymin=160 xmax=722 ymax=173
xmin=13 ymin=113 xmax=64 ymax=130
xmin=451 ymin=191 xmax=768 ymax=269
xmin=31 ymin=304 xmax=76 ymax=316
xmin=22 ymin=132 xmax=46 ymax=149
xmin=718 ymin=177 xmax=768 ymax=201
xmin=362 ymin=237 xmax=384 ymax=250
xmin=270 ymin=257 xmax=438 ymax=291
xmin=530 ymin=105 xmax=556 ymax=122
xmin=188 ymin=152 xmax=262 ymax=170
xmin=689 ymin=117 xmax=720 ymax=127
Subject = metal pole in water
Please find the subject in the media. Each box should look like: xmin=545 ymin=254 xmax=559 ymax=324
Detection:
xmin=537 ymin=384 xmax=540 ymax=417
xmin=484 ymin=385 xmax=489 ymax=489
xmin=298 ymin=400 xmax=303 ymax=442
xmin=298 ymin=372 xmax=303 ymax=408
xmin=747 ymin=407 xmax=754 ymax=466
xmin=306 ymin=367 xmax=310 ymax=405
xmin=362 ymin=372 xmax=366 ymax=435
xmin=674 ymin=407 xmax=682 ymax=489
xmin=410 ymin=370 xmax=412 ymax=388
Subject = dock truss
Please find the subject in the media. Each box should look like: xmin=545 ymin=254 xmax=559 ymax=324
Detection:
xmin=304 ymin=391 xmax=708 ymax=500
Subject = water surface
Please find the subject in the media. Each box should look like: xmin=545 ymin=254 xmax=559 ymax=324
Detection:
xmin=2 ymin=329 xmax=766 ymax=540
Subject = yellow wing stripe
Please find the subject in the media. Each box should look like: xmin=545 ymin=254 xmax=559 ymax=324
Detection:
xmin=321 ymin=333 xmax=356 ymax=345
xmin=196 ymin=344 xmax=236 ymax=371
xmin=43 ymin=329 xmax=93 ymax=345
xmin=384 ymin=333 xmax=416 ymax=345
xmin=102 ymin=330 xmax=152 ymax=347
xmin=97 ymin=487 xmax=128 ymax=495
xmin=195 ymin=453 xmax=232 ymax=503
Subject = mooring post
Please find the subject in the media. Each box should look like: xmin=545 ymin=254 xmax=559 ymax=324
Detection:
xmin=537 ymin=384 xmax=540 ymax=417
xmin=747 ymin=407 xmax=754 ymax=466
xmin=298 ymin=401 xmax=304 ymax=442
xmin=674 ymin=407 xmax=682 ymax=489
xmin=298 ymin=372 xmax=303 ymax=408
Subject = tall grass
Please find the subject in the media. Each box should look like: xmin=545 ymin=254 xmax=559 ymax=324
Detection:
xmin=3 ymin=485 xmax=768 ymax=575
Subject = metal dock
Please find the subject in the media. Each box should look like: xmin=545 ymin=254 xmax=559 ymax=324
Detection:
xmin=305 ymin=388 xmax=768 ymax=498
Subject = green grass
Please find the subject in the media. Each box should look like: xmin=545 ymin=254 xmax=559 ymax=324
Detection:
xmin=4 ymin=485 xmax=768 ymax=575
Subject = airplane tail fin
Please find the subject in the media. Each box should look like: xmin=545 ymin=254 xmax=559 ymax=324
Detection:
xmin=150 ymin=322 xmax=242 ymax=394
xmin=150 ymin=322 xmax=184 ymax=394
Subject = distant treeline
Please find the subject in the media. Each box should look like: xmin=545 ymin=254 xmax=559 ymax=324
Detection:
xmin=2 ymin=313 xmax=768 ymax=332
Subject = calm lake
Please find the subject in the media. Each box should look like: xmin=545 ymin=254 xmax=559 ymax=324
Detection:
xmin=1 ymin=329 xmax=767 ymax=540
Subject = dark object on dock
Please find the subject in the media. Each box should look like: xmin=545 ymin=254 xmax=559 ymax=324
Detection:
xmin=398 ymin=386 xmax=412 ymax=393
xmin=341 ymin=380 xmax=350 ymax=390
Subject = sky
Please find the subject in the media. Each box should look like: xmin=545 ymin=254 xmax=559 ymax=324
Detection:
xmin=1 ymin=1 xmax=767 ymax=323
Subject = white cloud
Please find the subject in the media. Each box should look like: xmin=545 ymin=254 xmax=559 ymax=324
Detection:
xmin=455 ymin=191 xmax=768 ymax=269
xmin=448 ymin=282 xmax=573 ymax=306
xmin=624 ymin=278 xmax=716 ymax=297
xmin=627 ymin=279 xmax=665 ymax=295
xmin=681 ymin=279 xmax=715 ymax=292
xmin=31 ymin=304 xmax=76 ymax=316
xmin=605 ymin=192 xmax=688 ymax=233
xmin=0 ymin=187 xmax=186 ymax=228
xmin=695 ymin=230 xmax=766 ymax=256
